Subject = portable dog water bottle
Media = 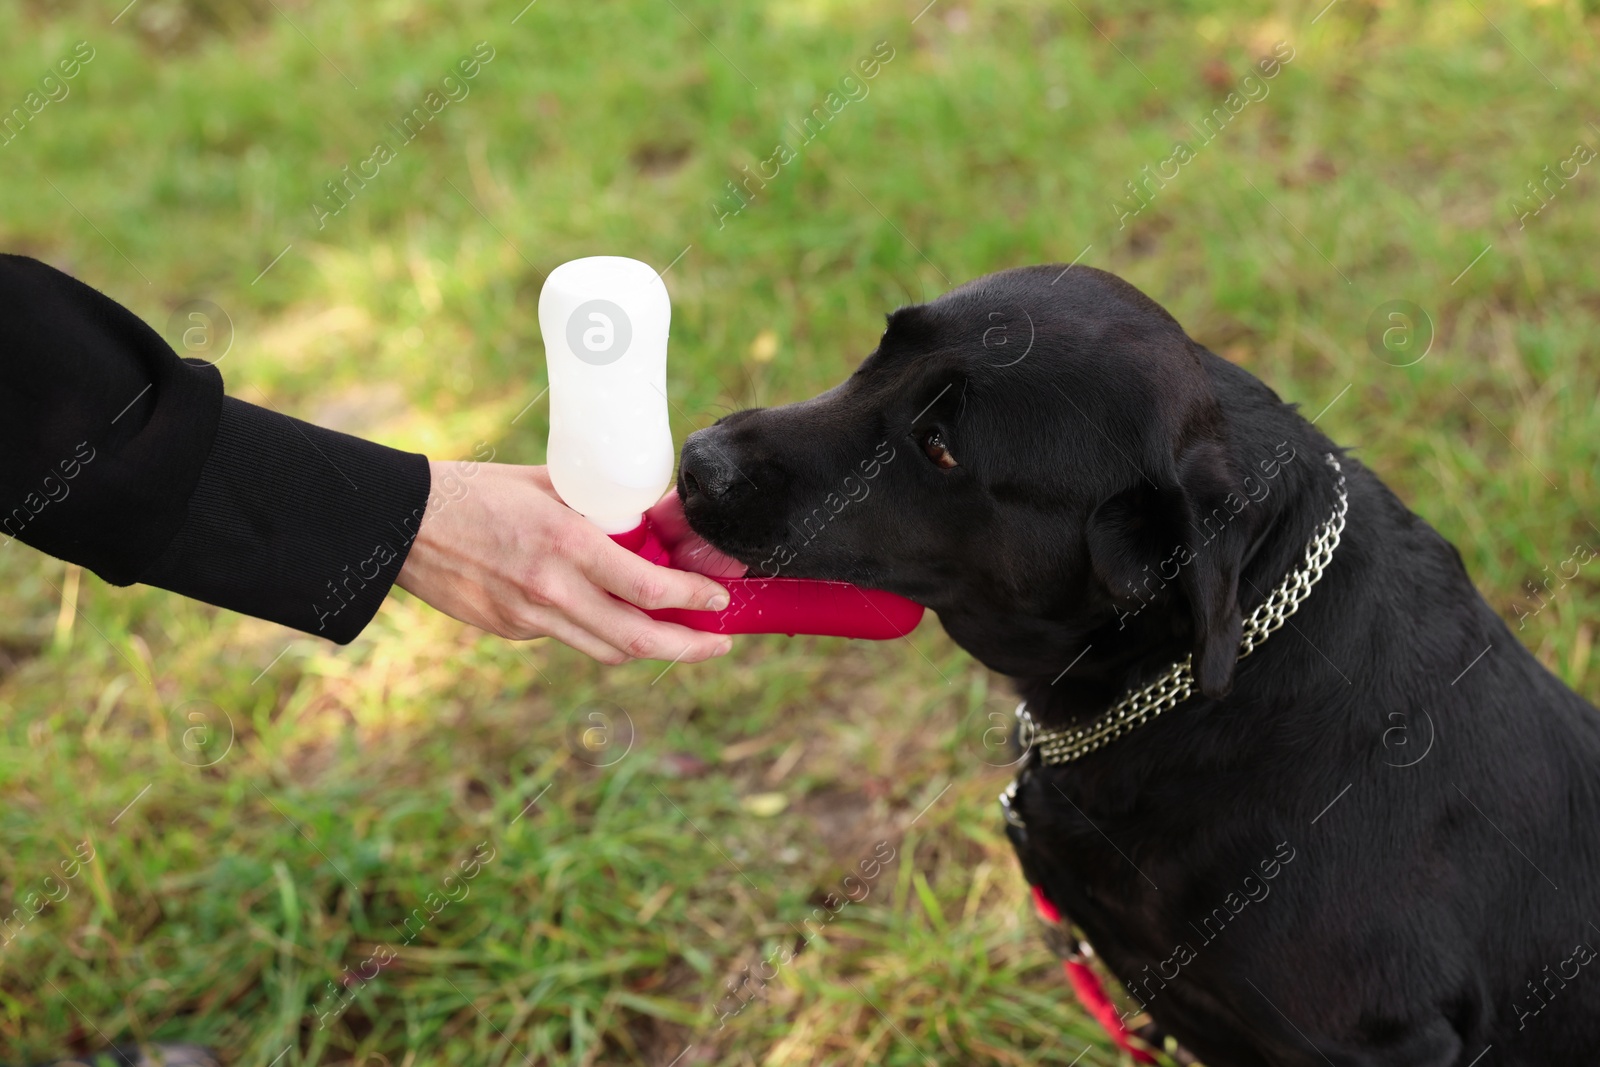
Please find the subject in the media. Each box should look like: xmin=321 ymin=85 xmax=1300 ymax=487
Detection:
xmin=539 ymin=256 xmax=923 ymax=639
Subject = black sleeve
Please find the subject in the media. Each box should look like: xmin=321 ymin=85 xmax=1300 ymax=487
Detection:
xmin=0 ymin=253 xmax=432 ymax=644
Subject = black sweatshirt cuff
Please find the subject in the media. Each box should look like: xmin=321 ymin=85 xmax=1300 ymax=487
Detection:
xmin=136 ymin=396 xmax=432 ymax=644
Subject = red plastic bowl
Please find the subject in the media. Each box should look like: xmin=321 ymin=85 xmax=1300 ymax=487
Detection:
xmin=611 ymin=519 xmax=925 ymax=639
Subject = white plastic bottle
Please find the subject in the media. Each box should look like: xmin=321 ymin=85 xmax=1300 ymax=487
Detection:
xmin=540 ymin=256 xmax=675 ymax=533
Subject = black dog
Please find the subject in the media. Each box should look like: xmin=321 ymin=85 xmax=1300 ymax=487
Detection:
xmin=677 ymin=265 xmax=1600 ymax=1065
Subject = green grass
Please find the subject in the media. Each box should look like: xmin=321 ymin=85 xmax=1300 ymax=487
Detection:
xmin=2 ymin=0 xmax=1598 ymax=1062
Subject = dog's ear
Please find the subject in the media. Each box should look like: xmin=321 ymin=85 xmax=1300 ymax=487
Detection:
xmin=1170 ymin=436 xmax=1247 ymax=698
xmin=1084 ymin=436 xmax=1247 ymax=699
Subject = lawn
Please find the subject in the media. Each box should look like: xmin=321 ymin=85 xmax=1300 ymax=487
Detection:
xmin=1 ymin=0 xmax=1597 ymax=1063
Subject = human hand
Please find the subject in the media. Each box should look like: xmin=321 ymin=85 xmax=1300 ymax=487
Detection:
xmin=396 ymin=461 xmax=734 ymax=663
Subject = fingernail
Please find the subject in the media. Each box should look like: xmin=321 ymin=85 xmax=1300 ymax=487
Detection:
xmin=708 ymin=592 xmax=730 ymax=611
xmin=715 ymin=640 xmax=732 ymax=656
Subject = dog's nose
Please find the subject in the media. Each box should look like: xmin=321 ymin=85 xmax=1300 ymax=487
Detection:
xmin=680 ymin=433 xmax=740 ymax=502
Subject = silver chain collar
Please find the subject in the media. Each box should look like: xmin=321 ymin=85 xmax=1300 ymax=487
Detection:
xmin=1017 ymin=452 xmax=1349 ymax=769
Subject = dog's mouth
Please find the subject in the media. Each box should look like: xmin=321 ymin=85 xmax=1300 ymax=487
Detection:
xmin=676 ymin=467 xmax=887 ymax=588
xmin=677 ymin=497 xmax=828 ymax=581
xmin=675 ymin=427 xmax=799 ymax=573
xmin=676 ymin=500 xmax=776 ymax=572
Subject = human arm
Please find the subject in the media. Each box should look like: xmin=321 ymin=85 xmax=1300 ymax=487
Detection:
xmin=0 ymin=252 xmax=428 ymax=643
xmin=0 ymin=254 xmax=732 ymax=660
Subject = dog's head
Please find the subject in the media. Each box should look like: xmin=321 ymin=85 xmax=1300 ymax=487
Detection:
xmin=679 ymin=265 xmax=1278 ymax=696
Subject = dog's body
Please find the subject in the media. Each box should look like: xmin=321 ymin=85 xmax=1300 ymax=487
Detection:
xmin=678 ymin=265 xmax=1600 ymax=1065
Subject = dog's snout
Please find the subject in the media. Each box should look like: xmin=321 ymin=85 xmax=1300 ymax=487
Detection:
xmin=679 ymin=433 xmax=740 ymax=502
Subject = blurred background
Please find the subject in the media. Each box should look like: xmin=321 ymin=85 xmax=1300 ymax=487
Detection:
xmin=2 ymin=0 xmax=1597 ymax=1063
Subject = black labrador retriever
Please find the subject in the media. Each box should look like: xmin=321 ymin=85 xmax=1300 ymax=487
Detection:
xmin=676 ymin=265 xmax=1600 ymax=1066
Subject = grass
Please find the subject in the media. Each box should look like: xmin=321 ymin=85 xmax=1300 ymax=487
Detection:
xmin=2 ymin=0 xmax=1597 ymax=1062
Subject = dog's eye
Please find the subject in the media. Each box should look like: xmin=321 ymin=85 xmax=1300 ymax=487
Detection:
xmin=920 ymin=429 xmax=958 ymax=469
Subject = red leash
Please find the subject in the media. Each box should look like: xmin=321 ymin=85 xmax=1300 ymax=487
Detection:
xmin=1001 ymin=718 xmax=1188 ymax=1063
xmin=1030 ymin=885 xmax=1160 ymax=1064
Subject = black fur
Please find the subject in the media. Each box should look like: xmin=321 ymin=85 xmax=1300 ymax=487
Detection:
xmin=678 ymin=265 xmax=1600 ymax=1065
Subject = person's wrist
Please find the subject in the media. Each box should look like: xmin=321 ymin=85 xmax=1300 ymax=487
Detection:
xmin=395 ymin=460 xmax=450 ymax=598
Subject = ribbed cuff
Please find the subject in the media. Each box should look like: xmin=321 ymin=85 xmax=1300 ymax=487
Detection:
xmin=137 ymin=396 xmax=432 ymax=644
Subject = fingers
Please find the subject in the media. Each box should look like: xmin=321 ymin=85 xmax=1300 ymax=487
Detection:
xmin=408 ymin=562 xmax=636 ymax=664
xmin=516 ymin=607 xmax=633 ymax=665
xmin=526 ymin=517 xmax=734 ymax=662
xmin=469 ymin=574 xmax=726 ymax=666
xmin=586 ymin=535 xmax=731 ymax=613
xmin=559 ymin=580 xmax=733 ymax=664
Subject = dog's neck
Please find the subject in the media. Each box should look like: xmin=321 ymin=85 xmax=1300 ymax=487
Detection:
xmin=1015 ymin=416 xmax=1346 ymax=729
